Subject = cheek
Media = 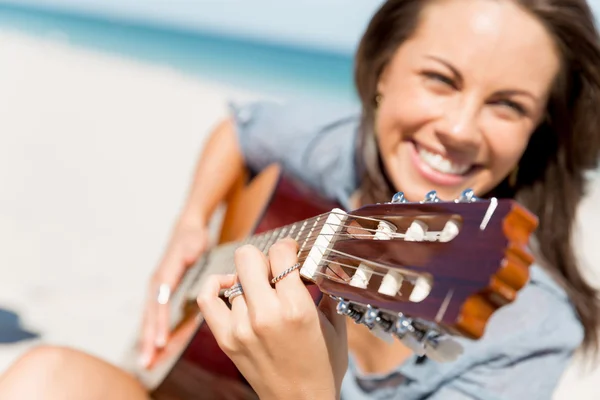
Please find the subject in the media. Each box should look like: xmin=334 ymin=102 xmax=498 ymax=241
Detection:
xmin=376 ymin=79 xmax=444 ymax=148
xmin=485 ymin=126 xmax=531 ymax=176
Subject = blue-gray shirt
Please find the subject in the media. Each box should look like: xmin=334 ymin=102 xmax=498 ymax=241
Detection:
xmin=230 ymin=100 xmax=583 ymax=400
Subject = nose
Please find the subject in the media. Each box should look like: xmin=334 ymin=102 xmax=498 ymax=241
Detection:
xmin=435 ymin=97 xmax=482 ymax=151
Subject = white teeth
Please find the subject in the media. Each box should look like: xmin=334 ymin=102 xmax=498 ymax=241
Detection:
xmin=417 ymin=146 xmax=471 ymax=175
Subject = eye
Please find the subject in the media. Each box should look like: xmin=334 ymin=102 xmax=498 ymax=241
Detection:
xmin=423 ymin=71 xmax=457 ymax=89
xmin=494 ymin=99 xmax=527 ymax=116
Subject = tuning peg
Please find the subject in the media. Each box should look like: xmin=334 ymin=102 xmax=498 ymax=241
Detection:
xmin=362 ymin=305 xmax=379 ymax=329
xmin=422 ymin=190 xmax=441 ymax=203
xmin=391 ymin=192 xmax=407 ymax=203
xmin=394 ymin=314 xmax=413 ymax=336
xmin=391 ymin=315 xmax=424 ymax=355
xmin=439 ymin=219 xmax=460 ymax=242
xmin=336 ymin=299 xmax=363 ymax=323
xmin=393 ymin=315 xmax=428 ymax=355
xmin=405 ymin=220 xmax=428 ymax=242
xmin=456 ymin=188 xmax=479 ymax=203
xmin=423 ymin=332 xmax=464 ymax=363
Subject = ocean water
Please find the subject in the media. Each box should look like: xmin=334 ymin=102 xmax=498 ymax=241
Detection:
xmin=0 ymin=4 xmax=359 ymax=105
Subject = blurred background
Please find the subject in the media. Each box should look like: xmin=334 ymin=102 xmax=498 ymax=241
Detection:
xmin=0 ymin=1 xmax=599 ymax=399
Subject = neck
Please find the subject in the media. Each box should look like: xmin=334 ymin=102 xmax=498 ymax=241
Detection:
xmin=242 ymin=212 xmax=330 ymax=259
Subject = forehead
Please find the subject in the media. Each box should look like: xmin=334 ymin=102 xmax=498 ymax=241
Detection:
xmin=400 ymin=0 xmax=560 ymax=92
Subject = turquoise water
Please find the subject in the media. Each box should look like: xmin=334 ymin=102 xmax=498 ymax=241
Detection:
xmin=0 ymin=4 xmax=359 ymax=104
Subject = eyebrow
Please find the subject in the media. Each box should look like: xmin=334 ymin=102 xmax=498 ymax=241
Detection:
xmin=424 ymin=55 xmax=539 ymax=102
xmin=425 ymin=55 xmax=463 ymax=86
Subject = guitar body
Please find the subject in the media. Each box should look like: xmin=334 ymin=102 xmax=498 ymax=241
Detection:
xmin=135 ymin=164 xmax=339 ymax=399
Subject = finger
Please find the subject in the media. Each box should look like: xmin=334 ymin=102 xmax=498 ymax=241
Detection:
xmin=229 ymin=285 xmax=249 ymax=320
xmin=196 ymin=274 xmax=237 ymax=340
xmin=268 ymin=238 xmax=310 ymax=302
xmin=234 ymin=245 xmax=277 ymax=313
xmin=153 ymin=252 xmax=190 ymax=349
xmin=140 ymin=297 xmax=157 ymax=368
xmin=318 ymin=295 xmax=347 ymax=336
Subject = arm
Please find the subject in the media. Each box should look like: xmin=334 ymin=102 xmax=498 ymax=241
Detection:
xmin=140 ymin=117 xmax=247 ymax=366
xmin=142 ymin=99 xmax=359 ymax=366
xmin=178 ymin=117 xmax=246 ymax=227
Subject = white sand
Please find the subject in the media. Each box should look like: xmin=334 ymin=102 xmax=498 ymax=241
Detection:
xmin=0 ymin=29 xmax=599 ymax=399
xmin=0 ymin=29 xmax=264 ymax=371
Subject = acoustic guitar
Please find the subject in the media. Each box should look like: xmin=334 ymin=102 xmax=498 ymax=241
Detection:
xmin=126 ymin=163 xmax=537 ymax=399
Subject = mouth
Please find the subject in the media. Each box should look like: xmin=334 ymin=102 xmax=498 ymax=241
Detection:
xmin=410 ymin=141 xmax=479 ymax=186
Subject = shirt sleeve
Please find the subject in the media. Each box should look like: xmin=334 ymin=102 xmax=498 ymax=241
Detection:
xmin=229 ymin=99 xmax=361 ymax=208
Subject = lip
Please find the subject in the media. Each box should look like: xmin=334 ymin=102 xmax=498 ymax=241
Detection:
xmin=409 ymin=141 xmax=474 ymax=186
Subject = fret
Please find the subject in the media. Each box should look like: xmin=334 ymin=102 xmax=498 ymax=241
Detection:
xmin=256 ymin=232 xmax=268 ymax=251
xmin=294 ymin=220 xmax=308 ymax=253
xmin=287 ymin=223 xmax=297 ymax=242
xmin=278 ymin=225 xmax=289 ymax=240
xmin=298 ymin=215 xmax=321 ymax=257
xmin=265 ymin=228 xmax=281 ymax=253
xmin=305 ymin=217 xmax=331 ymax=262
xmin=241 ymin=236 xmax=252 ymax=247
xmin=222 ymin=213 xmax=333 ymax=268
xmin=245 ymin=234 xmax=256 ymax=247
xmin=263 ymin=226 xmax=287 ymax=253
xmin=261 ymin=229 xmax=276 ymax=253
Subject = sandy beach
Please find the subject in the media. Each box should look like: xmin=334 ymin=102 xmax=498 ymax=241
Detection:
xmin=0 ymin=28 xmax=599 ymax=399
xmin=0 ymin=29 xmax=264 ymax=369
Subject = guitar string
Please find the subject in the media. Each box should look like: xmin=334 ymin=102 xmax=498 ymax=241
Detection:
xmin=244 ymin=211 xmax=456 ymax=246
xmin=214 ymin=214 xmax=434 ymax=279
xmin=186 ymin=210 xmax=440 ymax=297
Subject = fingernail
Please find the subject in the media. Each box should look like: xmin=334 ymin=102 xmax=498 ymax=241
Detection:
xmin=155 ymin=335 xmax=167 ymax=348
xmin=139 ymin=353 xmax=151 ymax=369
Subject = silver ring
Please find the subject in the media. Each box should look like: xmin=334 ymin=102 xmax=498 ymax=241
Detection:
xmin=271 ymin=262 xmax=302 ymax=285
xmin=157 ymin=283 xmax=171 ymax=305
xmin=224 ymin=282 xmax=244 ymax=303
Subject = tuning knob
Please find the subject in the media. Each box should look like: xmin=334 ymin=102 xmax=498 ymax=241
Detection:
xmin=423 ymin=332 xmax=464 ymax=363
xmin=393 ymin=315 xmax=426 ymax=356
xmin=456 ymin=188 xmax=479 ymax=203
xmin=336 ymin=299 xmax=363 ymax=323
xmin=362 ymin=305 xmax=379 ymax=329
xmin=391 ymin=192 xmax=407 ymax=203
xmin=422 ymin=190 xmax=441 ymax=203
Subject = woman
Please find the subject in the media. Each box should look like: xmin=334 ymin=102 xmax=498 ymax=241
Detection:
xmin=1 ymin=0 xmax=599 ymax=398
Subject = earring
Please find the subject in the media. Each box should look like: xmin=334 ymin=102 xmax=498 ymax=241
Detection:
xmin=508 ymin=166 xmax=519 ymax=188
xmin=375 ymin=94 xmax=382 ymax=106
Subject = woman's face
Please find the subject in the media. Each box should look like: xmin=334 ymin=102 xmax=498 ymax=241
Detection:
xmin=376 ymin=0 xmax=561 ymax=202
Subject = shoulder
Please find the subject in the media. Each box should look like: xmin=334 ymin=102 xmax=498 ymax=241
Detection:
xmin=229 ymin=99 xmax=360 ymax=145
xmin=400 ymin=265 xmax=583 ymax=399
xmin=229 ymin=99 xmax=362 ymax=207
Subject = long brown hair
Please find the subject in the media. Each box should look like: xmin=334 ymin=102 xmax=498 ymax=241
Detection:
xmin=354 ymin=0 xmax=600 ymax=351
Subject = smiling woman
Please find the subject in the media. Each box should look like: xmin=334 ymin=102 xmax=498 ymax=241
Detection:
xmin=368 ymin=0 xmax=560 ymax=201
xmin=0 ymin=0 xmax=599 ymax=399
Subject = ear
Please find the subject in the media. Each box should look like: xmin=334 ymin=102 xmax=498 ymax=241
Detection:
xmin=377 ymin=64 xmax=391 ymax=97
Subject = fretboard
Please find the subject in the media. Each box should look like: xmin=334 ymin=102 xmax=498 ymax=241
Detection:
xmin=238 ymin=212 xmax=331 ymax=263
xmin=182 ymin=212 xmax=334 ymax=300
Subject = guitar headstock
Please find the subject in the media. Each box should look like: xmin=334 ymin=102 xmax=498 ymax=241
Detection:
xmin=299 ymin=189 xmax=537 ymax=362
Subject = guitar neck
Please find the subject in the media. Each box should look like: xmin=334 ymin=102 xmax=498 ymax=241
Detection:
xmin=181 ymin=210 xmax=339 ymax=300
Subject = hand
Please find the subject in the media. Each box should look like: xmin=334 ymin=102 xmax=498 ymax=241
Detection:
xmin=140 ymin=219 xmax=209 ymax=368
xmin=197 ymin=238 xmax=348 ymax=400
